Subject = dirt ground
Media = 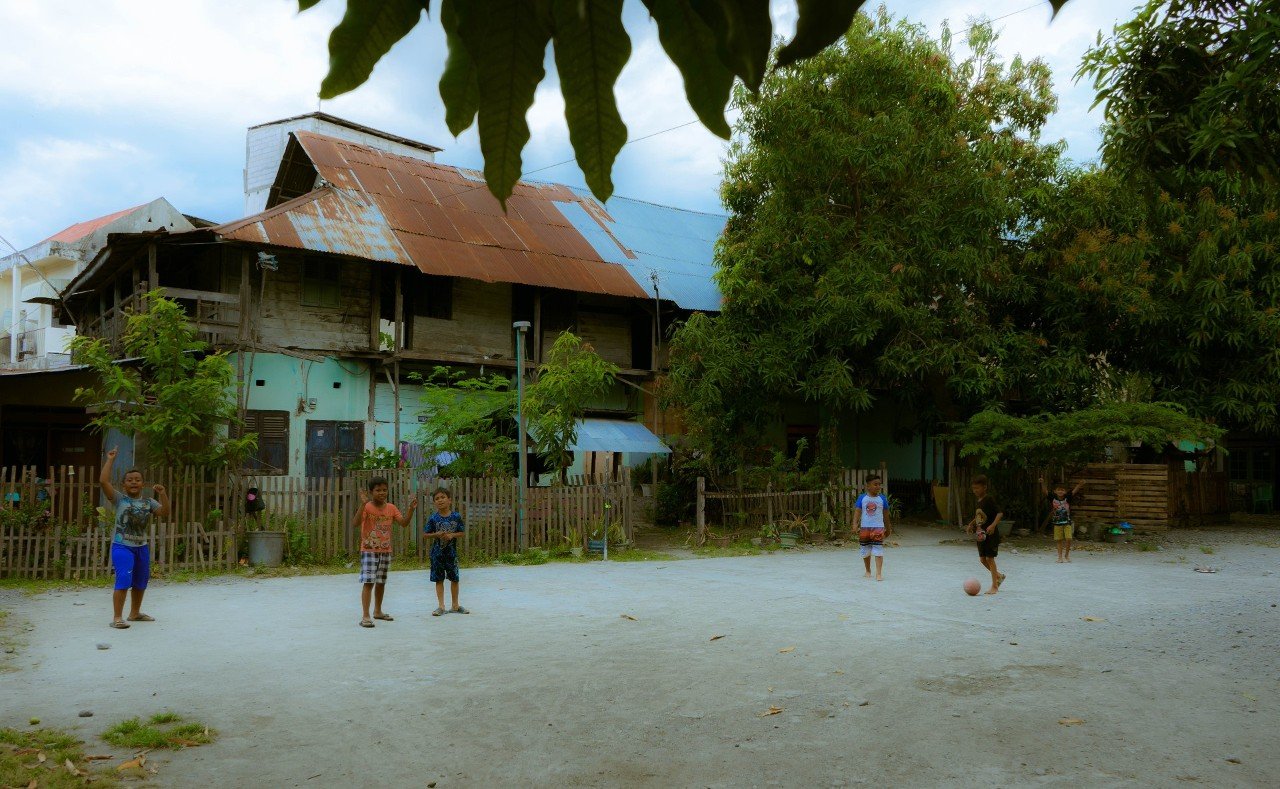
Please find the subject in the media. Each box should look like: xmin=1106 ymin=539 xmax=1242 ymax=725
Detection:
xmin=2 ymin=523 xmax=1278 ymax=788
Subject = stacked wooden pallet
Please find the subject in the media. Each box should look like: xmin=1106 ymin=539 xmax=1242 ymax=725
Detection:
xmin=1070 ymin=463 xmax=1169 ymax=532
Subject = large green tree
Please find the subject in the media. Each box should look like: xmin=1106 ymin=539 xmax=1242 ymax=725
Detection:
xmin=1029 ymin=0 xmax=1280 ymax=433
xmin=666 ymin=13 xmax=1065 ymax=466
xmin=298 ymin=0 xmax=1072 ymax=205
xmin=68 ymin=291 xmax=256 ymax=469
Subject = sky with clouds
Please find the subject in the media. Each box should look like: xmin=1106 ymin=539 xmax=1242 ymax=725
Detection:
xmin=0 ymin=0 xmax=1135 ymax=251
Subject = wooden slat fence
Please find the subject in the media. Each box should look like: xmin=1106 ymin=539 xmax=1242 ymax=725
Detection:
xmin=696 ymin=467 xmax=889 ymax=539
xmin=2 ymin=465 xmax=633 ymax=578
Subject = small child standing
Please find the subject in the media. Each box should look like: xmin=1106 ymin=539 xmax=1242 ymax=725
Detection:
xmin=352 ymin=476 xmax=417 ymax=628
xmin=965 ymin=475 xmax=1005 ymax=594
xmin=99 ymin=447 xmax=170 ymax=629
xmin=1042 ymin=476 xmax=1085 ymax=563
xmin=423 ymin=488 xmax=468 ymax=616
xmin=854 ymin=475 xmax=891 ymax=581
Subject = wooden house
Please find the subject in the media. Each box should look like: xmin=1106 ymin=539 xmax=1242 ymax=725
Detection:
xmin=56 ymin=125 xmax=725 ymax=477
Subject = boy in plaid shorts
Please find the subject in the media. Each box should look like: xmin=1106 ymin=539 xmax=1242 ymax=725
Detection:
xmin=352 ymin=476 xmax=416 ymax=628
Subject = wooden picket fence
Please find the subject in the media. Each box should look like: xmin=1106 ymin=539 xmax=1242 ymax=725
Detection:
xmin=696 ymin=467 xmax=889 ymax=540
xmin=1 ymin=465 xmax=633 ymax=579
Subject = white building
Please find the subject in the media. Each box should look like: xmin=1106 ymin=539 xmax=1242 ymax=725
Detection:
xmin=243 ymin=112 xmax=442 ymax=215
xmin=1 ymin=198 xmax=194 ymax=370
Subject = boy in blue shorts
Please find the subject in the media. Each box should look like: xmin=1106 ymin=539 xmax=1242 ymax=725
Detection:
xmin=423 ymin=488 xmax=467 ymax=616
xmin=854 ymin=475 xmax=891 ymax=581
xmin=99 ymin=447 xmax=170 ymax=629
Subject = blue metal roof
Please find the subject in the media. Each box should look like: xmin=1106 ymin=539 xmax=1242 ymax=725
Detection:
xmin=560 ymin=189 xmax=726 ymax=312
xmin=571 ymin=418 xmax=671 ymax=454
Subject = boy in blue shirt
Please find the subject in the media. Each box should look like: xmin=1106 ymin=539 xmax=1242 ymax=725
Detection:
xmin=423 ymin=488 xmax=468 ymax=616
xmin=854 ymin=475 xmax=891 ymax=581
xmin=99 ymin=447 xmax=170 ymax=629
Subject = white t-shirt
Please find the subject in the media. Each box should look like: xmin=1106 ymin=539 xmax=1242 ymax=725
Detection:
xmin=856 ymin=494 xmax=886 ymax=529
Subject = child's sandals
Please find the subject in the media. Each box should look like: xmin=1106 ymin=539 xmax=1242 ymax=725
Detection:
xmin=432 ymin=607 xmax=445 ymax=616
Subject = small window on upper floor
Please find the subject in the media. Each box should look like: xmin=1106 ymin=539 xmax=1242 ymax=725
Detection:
xmin=301 ymin=259 xmax=342 ymax=308
xmin=409 ymin=274 xmax=453 ymax=320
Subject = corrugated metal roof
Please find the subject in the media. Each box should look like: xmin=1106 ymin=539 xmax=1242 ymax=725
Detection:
xmin=214 ymin=131 xmax=726 ymax=307
xmin=571 ymin=418 xmax=671 ymax=454
xmin=215 ymin=133 xmax=652 ymax=299
xmin=561 ymin=188 xmax=726 ymax=312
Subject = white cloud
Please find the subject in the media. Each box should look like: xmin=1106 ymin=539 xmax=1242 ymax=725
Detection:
xmin=0 ymin=0 xmax=1134 ymax=241
xmin=0 ymin=137 xmax=148 ymax=245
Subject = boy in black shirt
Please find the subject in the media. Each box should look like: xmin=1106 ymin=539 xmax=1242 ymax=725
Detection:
xmin=965 ymin=475 xmax=1005 ymax=595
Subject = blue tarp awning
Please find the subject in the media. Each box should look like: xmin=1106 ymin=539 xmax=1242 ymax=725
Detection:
xmin=570 ymin=419 xmax=670 ymax=454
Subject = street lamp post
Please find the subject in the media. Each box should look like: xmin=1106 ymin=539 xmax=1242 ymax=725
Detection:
xmin=513 ymin=320 xmax=531 ymax=551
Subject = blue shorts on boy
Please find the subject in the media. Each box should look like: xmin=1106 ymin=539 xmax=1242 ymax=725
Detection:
xmin=111 ymin=492 xmax=159 ymax=590
xmin=426 ymin=510 xmax=464 ymax=583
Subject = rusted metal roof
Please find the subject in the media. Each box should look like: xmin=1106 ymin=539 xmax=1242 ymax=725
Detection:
xmin=214 ymin=132 xmax=651 ymax=299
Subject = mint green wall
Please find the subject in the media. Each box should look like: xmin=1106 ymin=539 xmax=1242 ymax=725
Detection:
xmin=234 ymin=353 xmax=372 ymax=476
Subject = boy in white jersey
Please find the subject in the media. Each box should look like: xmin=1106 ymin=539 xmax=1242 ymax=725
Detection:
xmin=854 ymin=475 xmax=891 ymax=581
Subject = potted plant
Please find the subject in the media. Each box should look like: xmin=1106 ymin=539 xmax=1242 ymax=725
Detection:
xmin=567 ymin=527 xmax=584 ymax=558
xmin=753 ymin=522 xmax=778 ymax=547
xmin=778 ymin=514 xmax=804 ymax=548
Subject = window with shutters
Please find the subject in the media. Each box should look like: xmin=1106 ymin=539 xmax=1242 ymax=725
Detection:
xmin=301 ymin=259 xmax=342 ymax=308
xmin=234 ymin=410 xmax=290 ymax=474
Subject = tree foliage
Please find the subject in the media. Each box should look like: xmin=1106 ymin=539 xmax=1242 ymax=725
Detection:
xmin=525 ymin=332 xmax=619 ymax=480
xmin=67 ymin=291 xmax=255 ymax=469
xmin=667 ymin=13 xmax=1064 ymax=466
xmin=412 ymin=332 xmax=616 ymax=478
xmin=300 ymin=0 xmax=1072 ymax=206
xmin=1079 ymin=0 xmax=1280 ymax=186
xmin=411 ymin=367 xmax=517 ymax=477
xmin=950 ymin=402 xmax=1224 ymax=471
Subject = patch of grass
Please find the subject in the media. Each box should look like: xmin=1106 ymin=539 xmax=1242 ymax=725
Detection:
xmin=102 ymin=714 xmax=216 ymax=750
xmin=496 ymin=548 xmax=551 ymax=566
xmin=1199 ymin=545 xmax=1215 ymax=555
xmin=1136 ymin=542 xmax=1157 ymax=552
xmin=606 ymin=548 xmax=679 ymax=562
xmin=0 ymin=726 xmax=118 ymax=788
xmin=694 ymin=539 xmax=769 ymax=557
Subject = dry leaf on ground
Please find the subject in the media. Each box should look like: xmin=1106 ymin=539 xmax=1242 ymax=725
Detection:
xmin=779 ymin=646 xmax=795 ymax=653
xmin=759 ymin=706 xmax=783 ymax=717
xmin=26 ymin=778 xmax=38 ymax=789
xmin=84 ymin=755 xmax=114 ymax=760
xmin=64 ymin=758 xmax=82 ymax=777
xmin=837 ymin=614 xmax=850 ymax=621
xmin=36 ymin=752 xmax=46 ymax=763
xmin=833 ymin=669 xmax=846 ymax=675
xmin=709 ymin=634 xmax=725 ymax=641
xmin=1081 ymin=616 xmax=1105 ymax=622
xmin=1058 ymin=717 xmax=1085 ymax=726
xmin=620 ymin=614 xmax=637 ymax=621
xmin=117 ymin=756 xmax=146 ymax=771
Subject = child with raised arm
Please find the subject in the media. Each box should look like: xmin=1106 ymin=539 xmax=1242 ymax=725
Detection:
xmin=854 ymin=475 xmax=891 ymax=581
xmin=99 ymin=447 xmax=170 ymax=629
xmin=352 ymin=476 xmax=417 ymax=628
xmin=1042 ymin=476 xmax=1085 ymax=563
xmin=423 ymin=488 xmax=467 ymax=616
xmin=964 ymin=475 xmax=1005 ymax=595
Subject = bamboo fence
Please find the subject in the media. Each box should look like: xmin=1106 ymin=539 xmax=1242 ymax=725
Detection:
xmin=1 ymin=465 xmax=634 ymax=578
xmin=696 ymin=467 xmax=889 ymax=540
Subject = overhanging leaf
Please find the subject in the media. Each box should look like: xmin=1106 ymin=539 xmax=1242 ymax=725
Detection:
xmin=776 ymin=0 xmax=861 ymax=68
xmin=320 ymin=0 xmax=429 ymax=99
xmin=642 ymin=0 xmax=733 ymax=138
xmin=552 ymin=0 xmax=630 ymax=201
xmin=298 ymin=0 xmax=324 ymax=10
xmin=696 ymin=0 xmax=772 ymax=91
xmin=454 ymin=0 xmax=554 ymax=207
xmin=438 ymin=0 xmax=479 ymax=136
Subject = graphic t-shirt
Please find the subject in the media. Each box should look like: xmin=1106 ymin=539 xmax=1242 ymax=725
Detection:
xmin=856 ymin=494 xmax=887 ymax=529
xmin=426 ymin=511 xmax=465 ymax=558
xmin=360 ymin=502 xmax=401 ymax=554
xmin=1047 ymin=493 xmax=1074 ymax=525
xmin=113 ymin=493 xmax=160 ymax=547
xmin=974 ymin=495 xmax=1002 ymax=539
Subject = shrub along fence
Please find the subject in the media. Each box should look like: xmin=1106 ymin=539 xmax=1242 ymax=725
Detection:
xmin=0 ymin=465 xmax=633 ymax=580
xmin=695 ymin=467 xmax=889 ymax=542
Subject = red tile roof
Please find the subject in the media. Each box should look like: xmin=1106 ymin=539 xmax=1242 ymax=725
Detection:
xmin=44 ymin=204 xmax=147 ymax=244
